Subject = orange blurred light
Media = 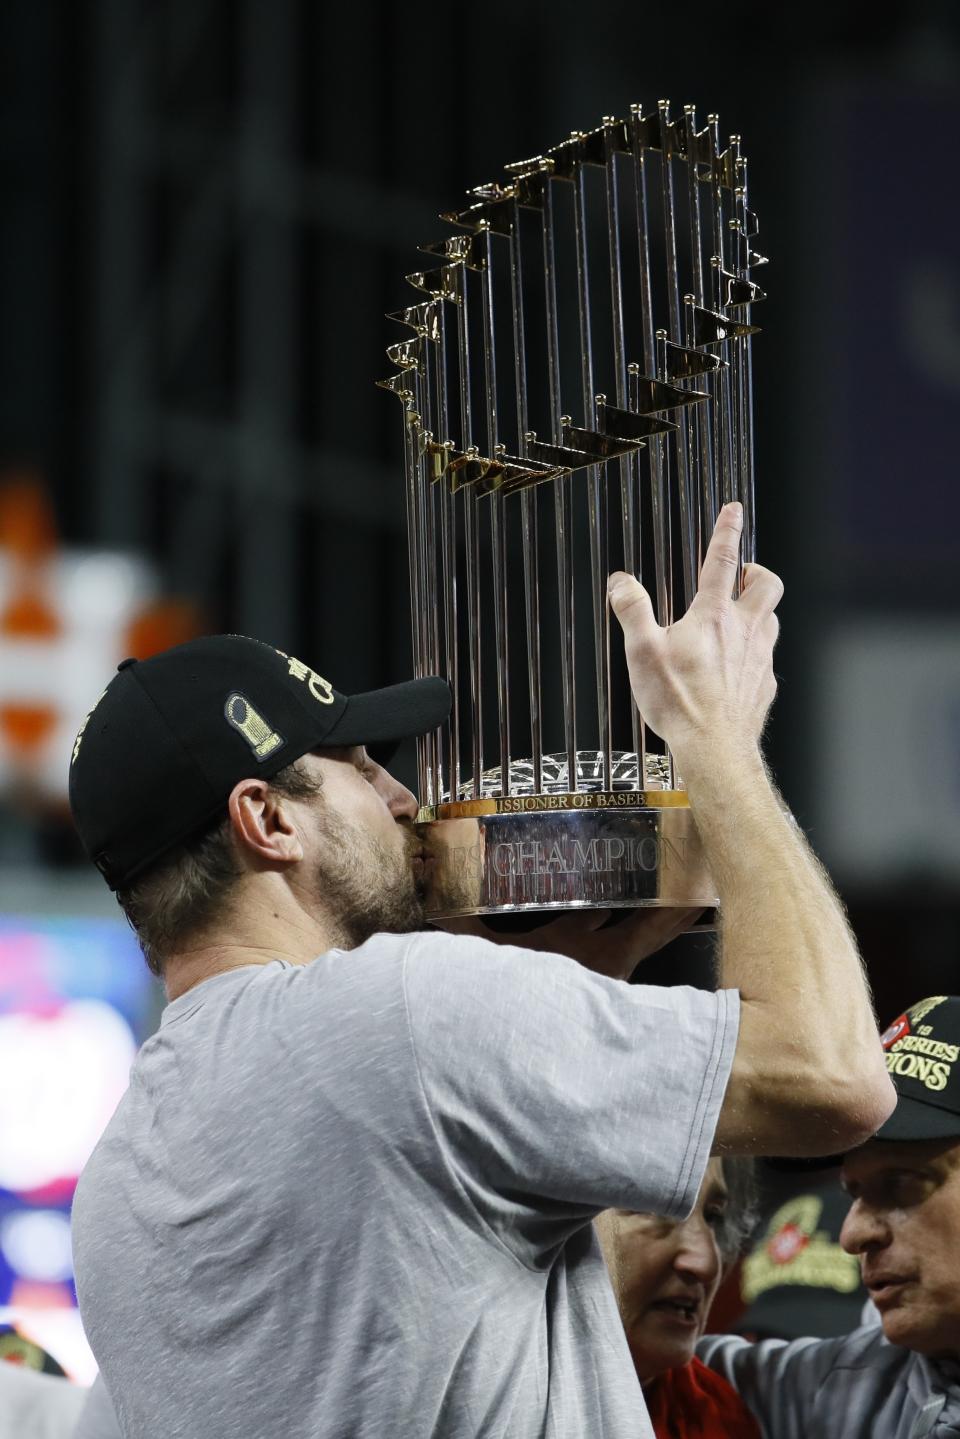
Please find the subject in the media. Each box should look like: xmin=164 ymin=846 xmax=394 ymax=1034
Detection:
xmin=0 ymin=591 xmax=60 ymax=640
xmin=0 ymin=707 xmax=59 ymax=754
xmin=0 ymin=473 xmax=57 ymax=563
xmin=124 ymin=597 xmax=203 ymax=659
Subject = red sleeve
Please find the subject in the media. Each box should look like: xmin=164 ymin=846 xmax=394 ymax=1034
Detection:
xmin=644 ymin=1357 xmax=762 ymax=1439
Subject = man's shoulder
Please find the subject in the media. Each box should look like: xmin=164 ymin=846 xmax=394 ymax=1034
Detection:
xmin=700 ymin=1323 xmax=906 ymax=1381
xmin=397 ymin=927 xmax=567 ymax=992
xmin=792 ymin=1323 xmax=907 ymax=1377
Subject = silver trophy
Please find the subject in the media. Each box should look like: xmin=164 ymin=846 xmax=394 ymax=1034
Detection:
xmin=379 ymin=102 xmax=766 ymax=921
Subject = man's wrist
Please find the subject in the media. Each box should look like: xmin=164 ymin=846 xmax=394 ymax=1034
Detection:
xmin=671 ymin=734 xmax=767 ymax=792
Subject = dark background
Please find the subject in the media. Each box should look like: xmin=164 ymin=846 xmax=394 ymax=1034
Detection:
xmin=1 ymin=0 xmax=958 ymax=1019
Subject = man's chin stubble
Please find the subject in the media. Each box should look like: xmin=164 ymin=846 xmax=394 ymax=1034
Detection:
xmin=341 ymin=882 xmax=426 ymax=946
xmin=314 ymin=822 xmax=428 ymax=947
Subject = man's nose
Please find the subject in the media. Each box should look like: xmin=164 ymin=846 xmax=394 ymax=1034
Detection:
xmin=840 ymin=1199 xmax=891 ymax=1256
xmin=375 ymin=766 xmax=419 ymax=822
xmin=673 ymin=1219 xmax=721 ymax=1287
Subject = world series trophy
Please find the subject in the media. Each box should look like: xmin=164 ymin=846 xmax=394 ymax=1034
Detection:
xmin=379 ymin=102 xmax=766 ymax=922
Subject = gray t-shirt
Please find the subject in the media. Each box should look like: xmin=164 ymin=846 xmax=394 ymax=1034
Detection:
xmin=72 ymin=1377 xmax=121 ymax=1439
xmin=72 ymin=930 xmax=738 ymax=1439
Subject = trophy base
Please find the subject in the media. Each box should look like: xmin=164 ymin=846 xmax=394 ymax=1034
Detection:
xmin=418 ymin=794 xmax=718 ymax=922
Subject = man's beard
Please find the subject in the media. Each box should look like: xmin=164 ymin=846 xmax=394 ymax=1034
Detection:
xmin=310 ymin=810 xmax=426 ymax=948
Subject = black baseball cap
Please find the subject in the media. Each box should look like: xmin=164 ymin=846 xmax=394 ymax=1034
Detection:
xmin=68 ymin=635 xmax=450 ymax=890
xmin=737 ymin=1172 xmax=867 ymax=1341
xmin=875 ymin=995 xmax=960 ymax=1143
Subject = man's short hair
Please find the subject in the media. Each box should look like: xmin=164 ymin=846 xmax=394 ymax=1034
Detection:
xmin=116 ymin=760 xmax=323 ymax=977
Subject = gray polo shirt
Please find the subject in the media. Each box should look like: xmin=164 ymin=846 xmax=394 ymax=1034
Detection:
xmin=700 ymin=1327 xmax=960 ymax=1437
xmin=72 ymin=930 xmax=737 ymax=1439
xmin=0 ymin=1364 xmax=86 ymax=1439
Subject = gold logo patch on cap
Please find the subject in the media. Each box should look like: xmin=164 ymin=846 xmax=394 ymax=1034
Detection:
xmin=908 ymin=996 xmax=948 ymax=1027
xmin=741 ymin=1194 xmax=861 ymax=1303
xmin=224 ymin=693 xmax=284 ymax=760
xmin=274 ymin=650 xmax=335 ymax=705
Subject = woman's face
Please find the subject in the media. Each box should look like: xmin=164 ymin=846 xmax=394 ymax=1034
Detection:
xmin=596 ymin=1159 xmax=729 ymax=1385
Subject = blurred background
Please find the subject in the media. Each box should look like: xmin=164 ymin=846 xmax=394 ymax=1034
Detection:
xmin=0 ymin=0 xmax=957 ymax=1381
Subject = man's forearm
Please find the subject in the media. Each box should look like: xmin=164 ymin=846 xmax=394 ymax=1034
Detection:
xmin=679 ymin=737 xmax=894 ymax=1152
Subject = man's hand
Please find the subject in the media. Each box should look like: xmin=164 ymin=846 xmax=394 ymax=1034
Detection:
xmin=436 ymin=906 xmax=703 ymax=981
xmin=607 ymin=502 xmax=782 ymax=766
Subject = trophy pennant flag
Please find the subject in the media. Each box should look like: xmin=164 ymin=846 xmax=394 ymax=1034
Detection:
xmin=379 ymin=102 xmax=766 ymax=920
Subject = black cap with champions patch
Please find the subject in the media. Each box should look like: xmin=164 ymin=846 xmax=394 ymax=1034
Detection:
xmin=68 ymin=634 xmax=451 ymax=891
xmin=875 ymin=995 xmax=960 ymax=1143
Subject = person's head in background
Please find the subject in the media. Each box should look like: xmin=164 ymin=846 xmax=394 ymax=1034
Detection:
xmin=840 ymin=995 xmax=960 ymax=1362
xmin=596 ymin=1158 xmax=757 ymax=1385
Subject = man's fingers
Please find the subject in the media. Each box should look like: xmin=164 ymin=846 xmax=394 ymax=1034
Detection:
xmin=608 ymin=572 xmax=658 ymax=642
xmin=738 ymin=562 xmax=785 ymax=619
xmin=693 ymin=502 xmax=743 ymax=607
xmin=619 ymin=905 xmax=703 ymax=948
xmin=536 ymin=910 xmax=607 ymax=940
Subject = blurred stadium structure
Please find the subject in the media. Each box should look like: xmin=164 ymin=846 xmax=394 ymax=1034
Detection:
xmin=0 ymin=915 xmax=158 ymax=1380
xmin=0 ymin=474 xmax=199 ymax=807
xmin=0 ymin=0 xmax=957 ymax=1381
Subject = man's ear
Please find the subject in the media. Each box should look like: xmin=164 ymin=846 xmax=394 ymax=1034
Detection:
xmin=227 ymin=778 xmax=304 ymax=868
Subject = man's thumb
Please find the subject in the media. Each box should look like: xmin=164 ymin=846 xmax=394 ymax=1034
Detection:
xmin=607 ymin=572 xmax=655 ymax=632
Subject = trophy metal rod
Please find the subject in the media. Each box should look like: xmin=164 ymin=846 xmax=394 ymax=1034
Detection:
xmin=426 ymin=471 xmax=441 ymax=801
xmin=478 ymin=225 xmax=511 ymax=797
xmin=707 ymin=115 xmax=731 ymax=543
xmin=658 ymin=101 xmax=697 ymax=616
xmin=572 ymin=157 xmax=612 ymax=790
xmin=649 ymin=341 xmax=676 ymax=790
xmin=603 ymin=119 xmax=643 ymax=768
xmin=649 ymin=343 xmax=674 ymax=633
xmin=684 ymin=107 xmax=706 ymax=305
xmin=541 ymin=174 xmax=578 ymax=790
xmin=734 ymin=149 xmax=758 ymax=566
xmin=601 ymin=124 xmax=631 ymax=561
xmin=682 ymin=294 xmax=705 ymax=587
xmin=631 ymin=106 xmax=657 ymax=377
xmin=454 ymin=267 xmax=484 ymax=797
xmin=630 ymin=105 xmax=659 ymax=781
xmin=725 ymin=136 xmax=746 ymax=597
xmin=418 ymin=344 xmax=442 ymax=803
xmin=718 ymin=348 xmax=739 ymax=534
xmin=683 ymin=104 xmax=715 ymax=575
xmin=403 ymin=359 xmax=431 ymax=803
xmin=727 ymin=195 xmax=746 ymax=590
xmin=433 ymin=304 xmax=460 ymax=801
xmin=518 ymin=500 xmax=541 ymax=791
xmin=639 ymin=110 xmax=676 ymax=641
xmin=741 ymin=330 xmax=757 ymax=564
xmin=509 ymin=194 xmax=543 ymax=795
